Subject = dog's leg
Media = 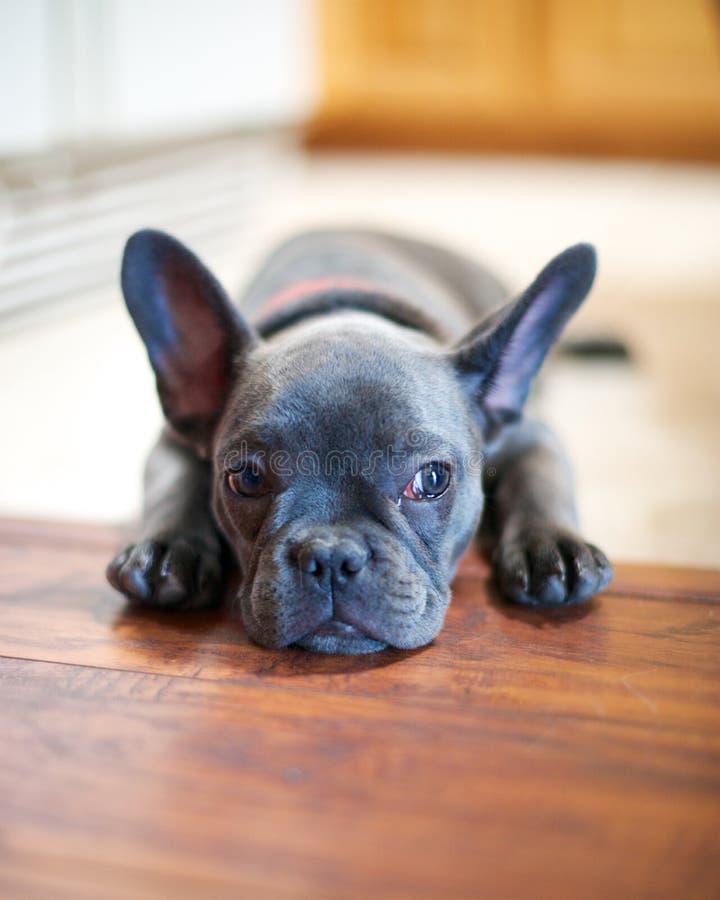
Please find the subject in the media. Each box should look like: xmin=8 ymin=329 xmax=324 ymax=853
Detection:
xmin=106 ymin=430 xmax=224 ymax=608
xmin=485 ymin=420 xmax=613 ymax=606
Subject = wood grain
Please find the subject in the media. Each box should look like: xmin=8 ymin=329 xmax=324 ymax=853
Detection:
xmin=1 ymin=518 xmax=718 ymax=899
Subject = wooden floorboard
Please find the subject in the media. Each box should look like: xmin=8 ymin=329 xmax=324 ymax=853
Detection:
xmin=1 ymin=519 xmax=718 ymax=899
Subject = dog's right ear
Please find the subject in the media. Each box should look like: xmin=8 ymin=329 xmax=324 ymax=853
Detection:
xmin=121 ymin=229 xmax=258 ymax=456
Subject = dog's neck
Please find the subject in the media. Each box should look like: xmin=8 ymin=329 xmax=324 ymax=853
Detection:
xmin=254 ymin=277 xmax=447 ymax=342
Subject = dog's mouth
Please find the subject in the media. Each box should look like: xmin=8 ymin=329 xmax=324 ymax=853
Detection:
xmin=292 ymin=618 xmax=388 ymax=655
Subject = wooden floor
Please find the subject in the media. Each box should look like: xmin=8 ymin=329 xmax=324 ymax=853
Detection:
xmin=1 ymin=519 xmax=719 ymax=899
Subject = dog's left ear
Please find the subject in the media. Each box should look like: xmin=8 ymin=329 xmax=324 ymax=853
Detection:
xmin=448 ymin=243 xmax=596 ymax=438
xmin=121 ymin=229 xmax=258 ymax=456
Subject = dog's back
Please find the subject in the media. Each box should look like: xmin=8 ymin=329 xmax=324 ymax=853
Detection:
xmin=240 ymin=229 xmax=508 ymax=340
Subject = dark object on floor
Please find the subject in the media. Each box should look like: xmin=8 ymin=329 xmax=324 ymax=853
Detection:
xmin=559 ymin=335 xmax=632 ymax=361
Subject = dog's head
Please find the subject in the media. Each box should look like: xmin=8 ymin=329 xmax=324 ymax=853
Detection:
xmin=122 ymin=231 xmax=595 ymax=653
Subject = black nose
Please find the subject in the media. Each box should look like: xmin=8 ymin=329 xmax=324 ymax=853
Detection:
xmin=293 ymin=534 xmax=370 ymax=584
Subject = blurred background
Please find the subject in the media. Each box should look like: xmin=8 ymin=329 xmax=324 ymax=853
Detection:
xmin=1 ymin=0 xmax=718 ymax=566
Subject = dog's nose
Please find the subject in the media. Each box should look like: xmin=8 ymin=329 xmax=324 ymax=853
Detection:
xmin=293 ymin=535 xmax=370 ymax=584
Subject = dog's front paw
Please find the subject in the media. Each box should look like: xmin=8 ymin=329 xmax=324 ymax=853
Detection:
xmin=106 ymin=536 xmax=223 ymax=609
xmin=494 ymin=526 xmax=613 ymax=607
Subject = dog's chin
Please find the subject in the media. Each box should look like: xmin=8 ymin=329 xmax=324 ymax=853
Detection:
xmin=292 ymin=619 xmax=388 ymax=655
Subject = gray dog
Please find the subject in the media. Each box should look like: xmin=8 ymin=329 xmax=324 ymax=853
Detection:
xmin=107 ymin=228 xmax=613 ymax=654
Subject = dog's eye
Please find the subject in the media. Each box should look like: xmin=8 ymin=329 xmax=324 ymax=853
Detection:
xmin=226 ymin=463 xmax=268 ymax=497
xmin=402 ymin=461 xmax=451 ymax=501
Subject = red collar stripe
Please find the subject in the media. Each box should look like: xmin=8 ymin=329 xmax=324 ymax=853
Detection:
xmin=264 ymin=277 xmax=381 ymax=313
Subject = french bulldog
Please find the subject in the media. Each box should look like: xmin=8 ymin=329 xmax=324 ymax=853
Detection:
xmin=107 ymin=228 xmax=613 ymax=654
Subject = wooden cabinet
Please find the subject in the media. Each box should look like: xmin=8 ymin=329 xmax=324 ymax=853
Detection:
xmin=307 ymin=0 xmax=720 ymax=160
